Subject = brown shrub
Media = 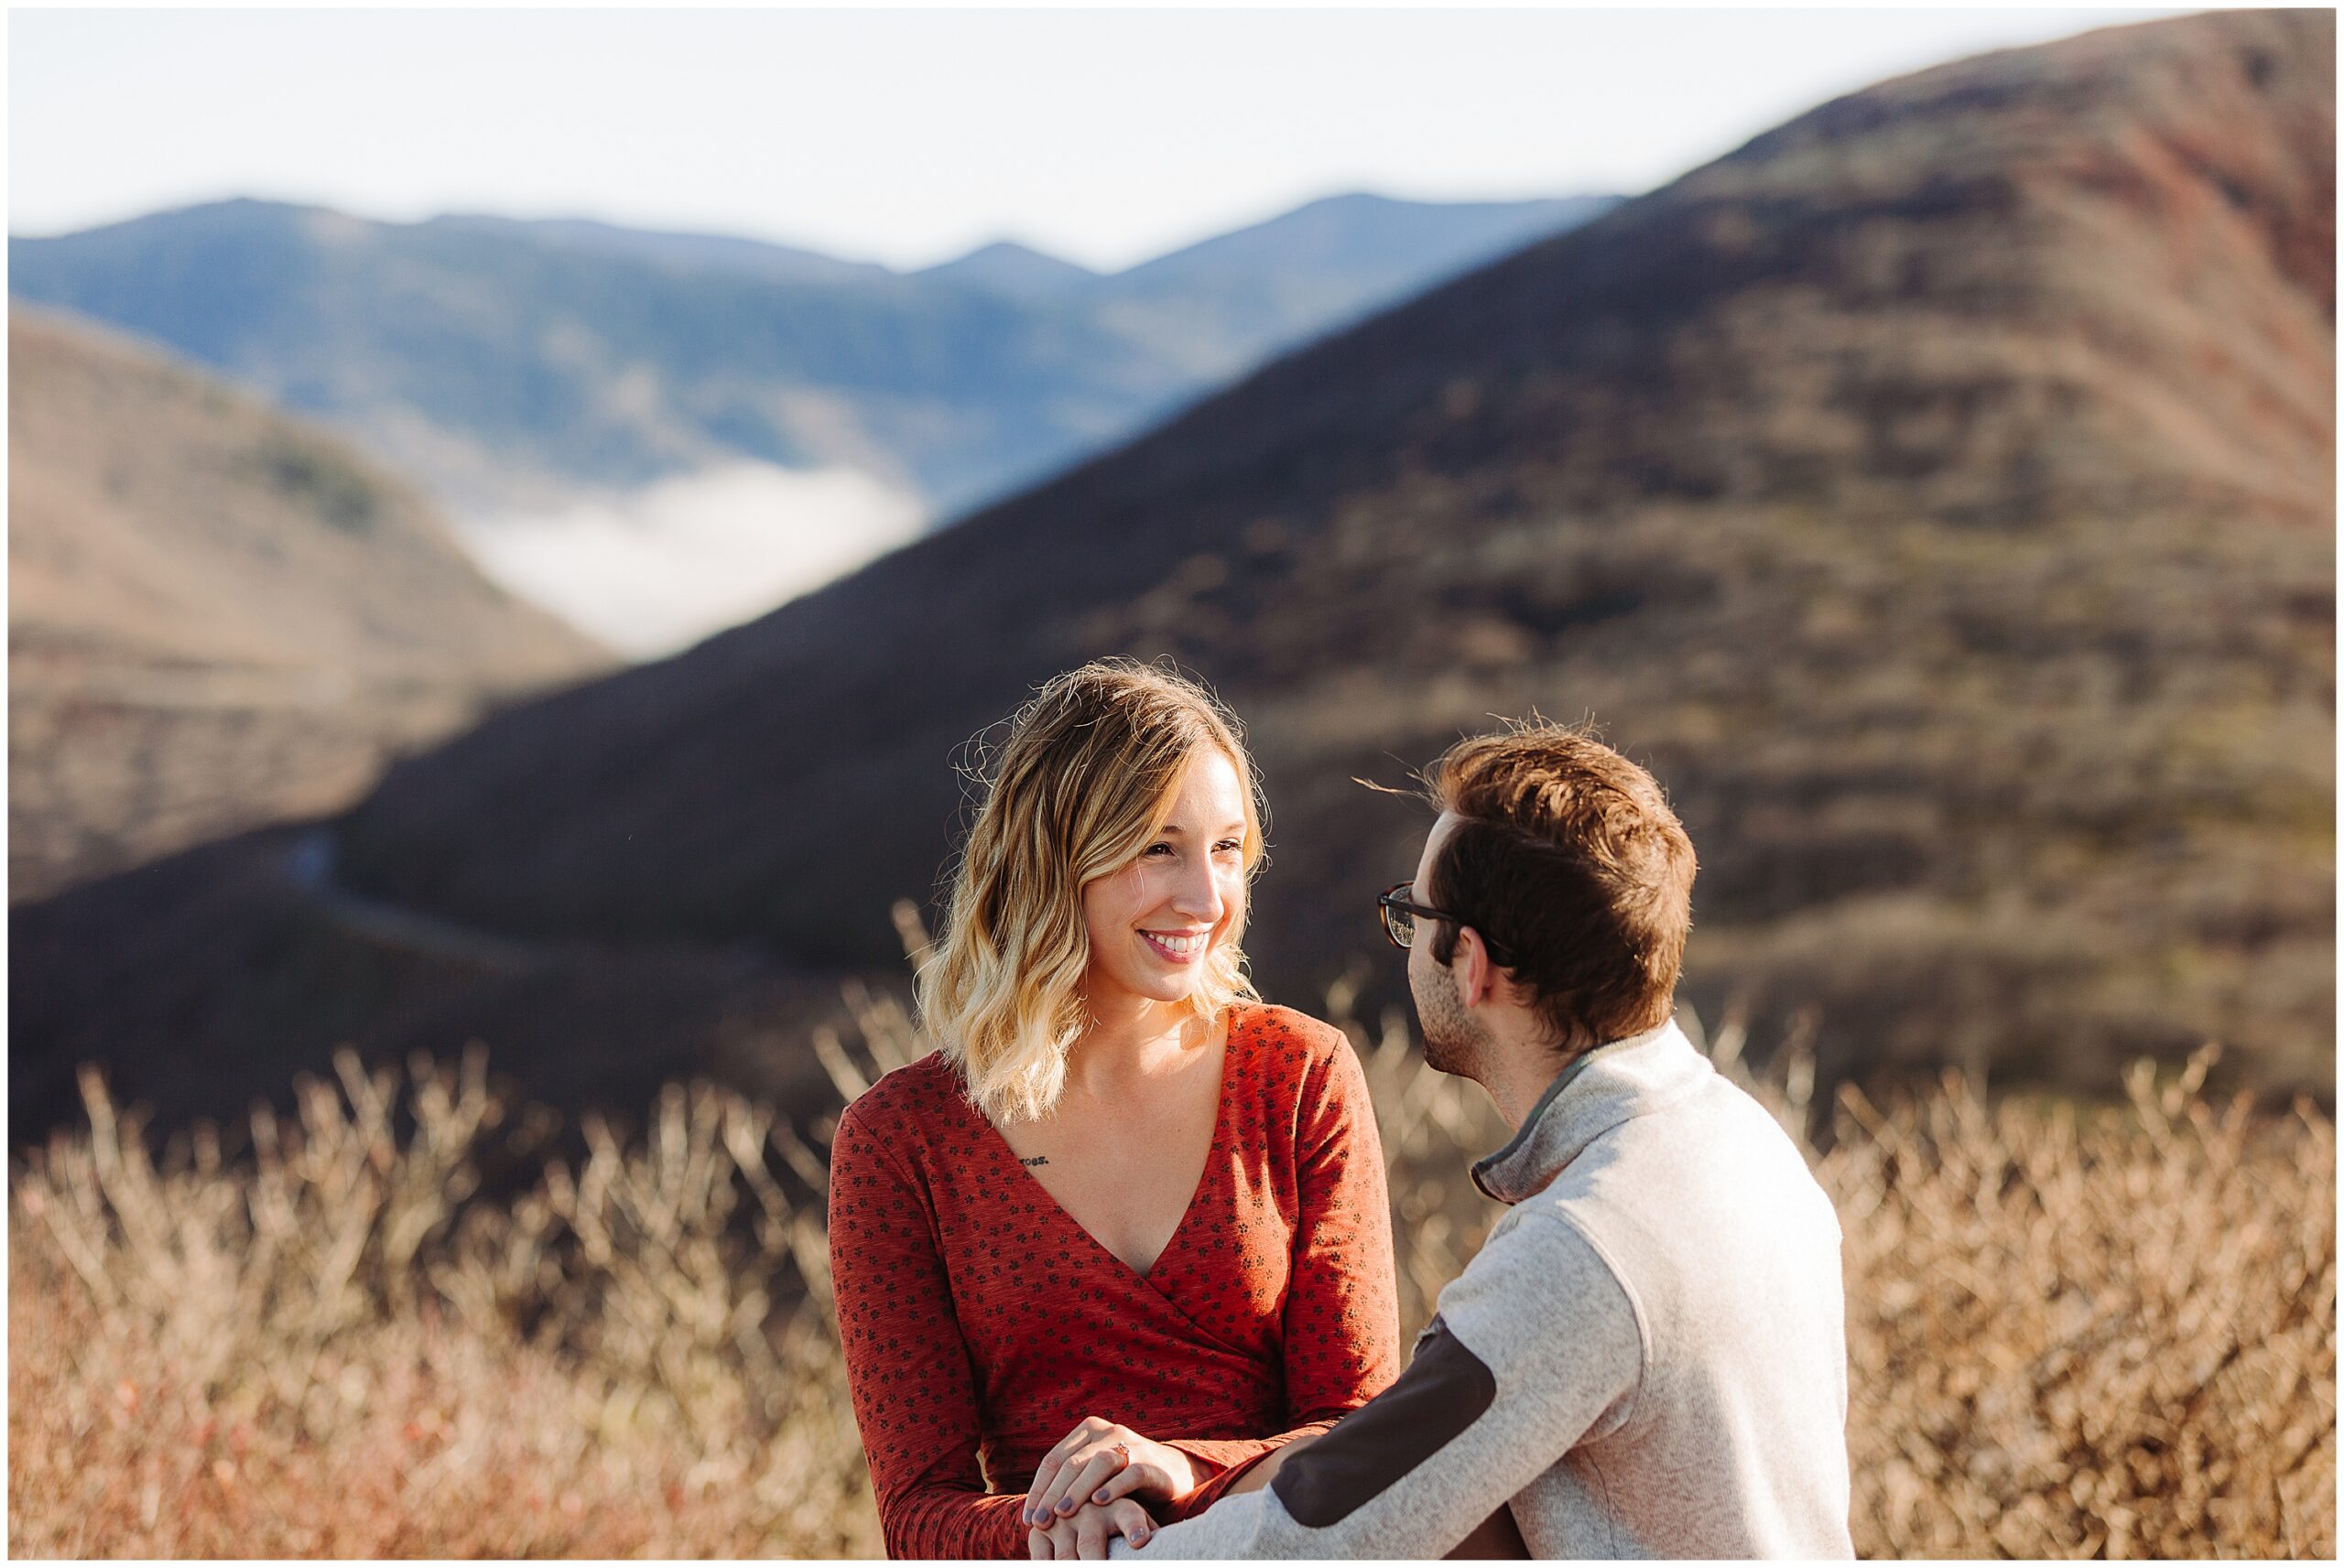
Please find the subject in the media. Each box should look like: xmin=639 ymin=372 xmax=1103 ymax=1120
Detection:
xmin=1826 ymin=1050 xmax=2336 ymax=1557
xmin=10 ymin=1050 xmax=874 ymax=1558
xmin=11 ymin=998 xmax=2334 ymax=1558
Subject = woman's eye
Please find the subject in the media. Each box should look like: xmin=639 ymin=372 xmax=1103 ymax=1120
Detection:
xmin=1214 ymin=839 xmax=1243 ymax=855
xmin=1143 ymin=842 xmax=1175 ymax=857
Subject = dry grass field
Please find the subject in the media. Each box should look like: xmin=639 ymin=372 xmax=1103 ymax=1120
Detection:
xmin=11 ymin=981 xmax=2334 ymax=1558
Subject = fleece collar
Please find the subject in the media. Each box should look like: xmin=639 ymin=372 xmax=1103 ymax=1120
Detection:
xmin=1470 ymin=1017 xmax=1715 ymax=1204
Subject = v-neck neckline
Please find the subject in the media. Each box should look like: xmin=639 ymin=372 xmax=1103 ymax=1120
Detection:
xmin=971 ymin=1008 xmax=1242 ymax=1287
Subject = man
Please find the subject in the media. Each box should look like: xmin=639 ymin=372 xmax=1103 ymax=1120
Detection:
xmin=1125 ymin=723 xmax=1852 ymax=1559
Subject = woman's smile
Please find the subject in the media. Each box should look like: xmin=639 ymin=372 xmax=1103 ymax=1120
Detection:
xmin=1141 ymin=927 xmax=1211 ymax=964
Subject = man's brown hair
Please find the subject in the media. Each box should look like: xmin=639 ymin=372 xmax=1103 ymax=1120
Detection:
xmin=1421 ymin=723 xmax=1696 ymax=1054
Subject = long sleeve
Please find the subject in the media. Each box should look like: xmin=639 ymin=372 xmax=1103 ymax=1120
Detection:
xmin=1160 ymin=1033 xmax=1400 ymax=1515
xmin=828 ymin=1102 xmax=1030 ymax=1560
xmin=1122 ymin=1212 xmax=1644 ymax=1559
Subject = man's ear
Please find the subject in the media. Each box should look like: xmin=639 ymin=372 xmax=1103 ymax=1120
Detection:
xmin=1455 ymin=926 xmax=1498 ymax=1009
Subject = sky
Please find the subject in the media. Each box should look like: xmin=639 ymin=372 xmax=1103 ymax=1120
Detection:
xmin=13 ymin=6 xmax=2185 ymax=274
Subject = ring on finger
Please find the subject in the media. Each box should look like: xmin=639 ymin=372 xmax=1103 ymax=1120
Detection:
xmin=1088 ymin=1445 xmax=1132 ymax=1504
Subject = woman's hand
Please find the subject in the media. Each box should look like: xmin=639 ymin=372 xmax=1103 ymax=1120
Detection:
xmin=1024 ymin=1416 xmax=1198 ymax=1525
xmin=1026 ymin=1498 xmax=1156 ymax=1560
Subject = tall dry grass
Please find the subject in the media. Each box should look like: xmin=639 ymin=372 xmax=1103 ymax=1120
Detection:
xmin=11 ymin=969 xmax=2335 ymax=1557
xmin=11 ymin=1048 xmax=874 ymax=1557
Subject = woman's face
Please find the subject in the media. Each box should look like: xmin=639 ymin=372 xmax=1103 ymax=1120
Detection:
xmin=1080 ymin=747 xmax=1251 ymax=1015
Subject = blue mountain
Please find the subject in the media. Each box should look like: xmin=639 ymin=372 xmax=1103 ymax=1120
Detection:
xmin=10 ymin=192 xmax=1614 ymax=519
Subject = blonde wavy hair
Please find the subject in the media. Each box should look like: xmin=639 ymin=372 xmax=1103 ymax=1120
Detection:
xmin=917 ymin=660 xmax=1267 ymax=1124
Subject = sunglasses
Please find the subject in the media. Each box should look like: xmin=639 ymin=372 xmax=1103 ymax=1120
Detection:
xmin=1377 ymin=881 xmax=1517 ymax=968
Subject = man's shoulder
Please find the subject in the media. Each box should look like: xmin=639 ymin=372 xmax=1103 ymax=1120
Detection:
xmin=1431 ymin=1204 xmax=1648 ymax=1377
xmin=1455 ymin=1201 xmax=1635 ymax=1310
xmin=1524 ymin=1076 xmax=1843 ymax=1308
xmin=1575 ymin=1064 xmax=1819 ymax=1190
xmin=1674 ymin=1072 xmax=1834 ymax=1211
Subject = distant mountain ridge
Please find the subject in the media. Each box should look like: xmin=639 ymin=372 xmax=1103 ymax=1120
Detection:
xmin=917 ymin=241 xmax=1100 ymax=302
xmin=9 ymin=191 xmax=1614 ymax=520
xmin=429 ymin=213 xmax=895 ymax=288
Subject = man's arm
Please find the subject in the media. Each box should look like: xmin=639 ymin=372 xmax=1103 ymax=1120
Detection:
xmin=1229 ymin=1440 xmax=1527 ymax=1559
xmin=1118 ymin=1213 xmax=1644 ymax=1559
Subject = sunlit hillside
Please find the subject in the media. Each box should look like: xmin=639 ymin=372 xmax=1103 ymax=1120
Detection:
xmin=7 ymin=309 xmax=608 ymax=903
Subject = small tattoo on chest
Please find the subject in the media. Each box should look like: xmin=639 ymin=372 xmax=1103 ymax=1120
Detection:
xmin=1021 ymin=1155 xmax=1050 ymax=1168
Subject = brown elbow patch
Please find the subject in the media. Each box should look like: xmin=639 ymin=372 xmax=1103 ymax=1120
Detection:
xmin=1271 ymin=1317 xmax=1496 ymax=1528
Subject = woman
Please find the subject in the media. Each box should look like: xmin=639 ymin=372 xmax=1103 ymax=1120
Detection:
xmin=828 ymin=660 xmax=1399 ymax=1560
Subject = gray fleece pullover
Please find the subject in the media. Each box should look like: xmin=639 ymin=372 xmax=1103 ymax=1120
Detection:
xmin=1120 ymin=1020 xmax=1853 ymax=1560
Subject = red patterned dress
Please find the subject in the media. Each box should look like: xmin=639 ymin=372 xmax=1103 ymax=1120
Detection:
xmin=827 ymin=1003 xmax=1400 ymax=1559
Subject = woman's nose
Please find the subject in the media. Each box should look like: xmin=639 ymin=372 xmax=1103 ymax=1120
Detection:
xmin=1170 ymin=857 xmax=1224 ymax=920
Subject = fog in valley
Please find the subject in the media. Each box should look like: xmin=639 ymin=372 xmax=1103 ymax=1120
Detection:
xmin=458 ymin=462 xmax=927 ymax=656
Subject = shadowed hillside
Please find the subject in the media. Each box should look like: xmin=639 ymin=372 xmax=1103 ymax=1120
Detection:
xmin=7 ymin=310 xmax=610 ymax=901
xmin=12 ymin=11 xmax=2332 ymax=1141
xmin=336 ymin=8 xmax=2334 ymax=1084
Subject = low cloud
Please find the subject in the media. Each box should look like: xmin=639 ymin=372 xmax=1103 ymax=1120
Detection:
xmin=456 ymin=463 xmax=927 ymax=658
